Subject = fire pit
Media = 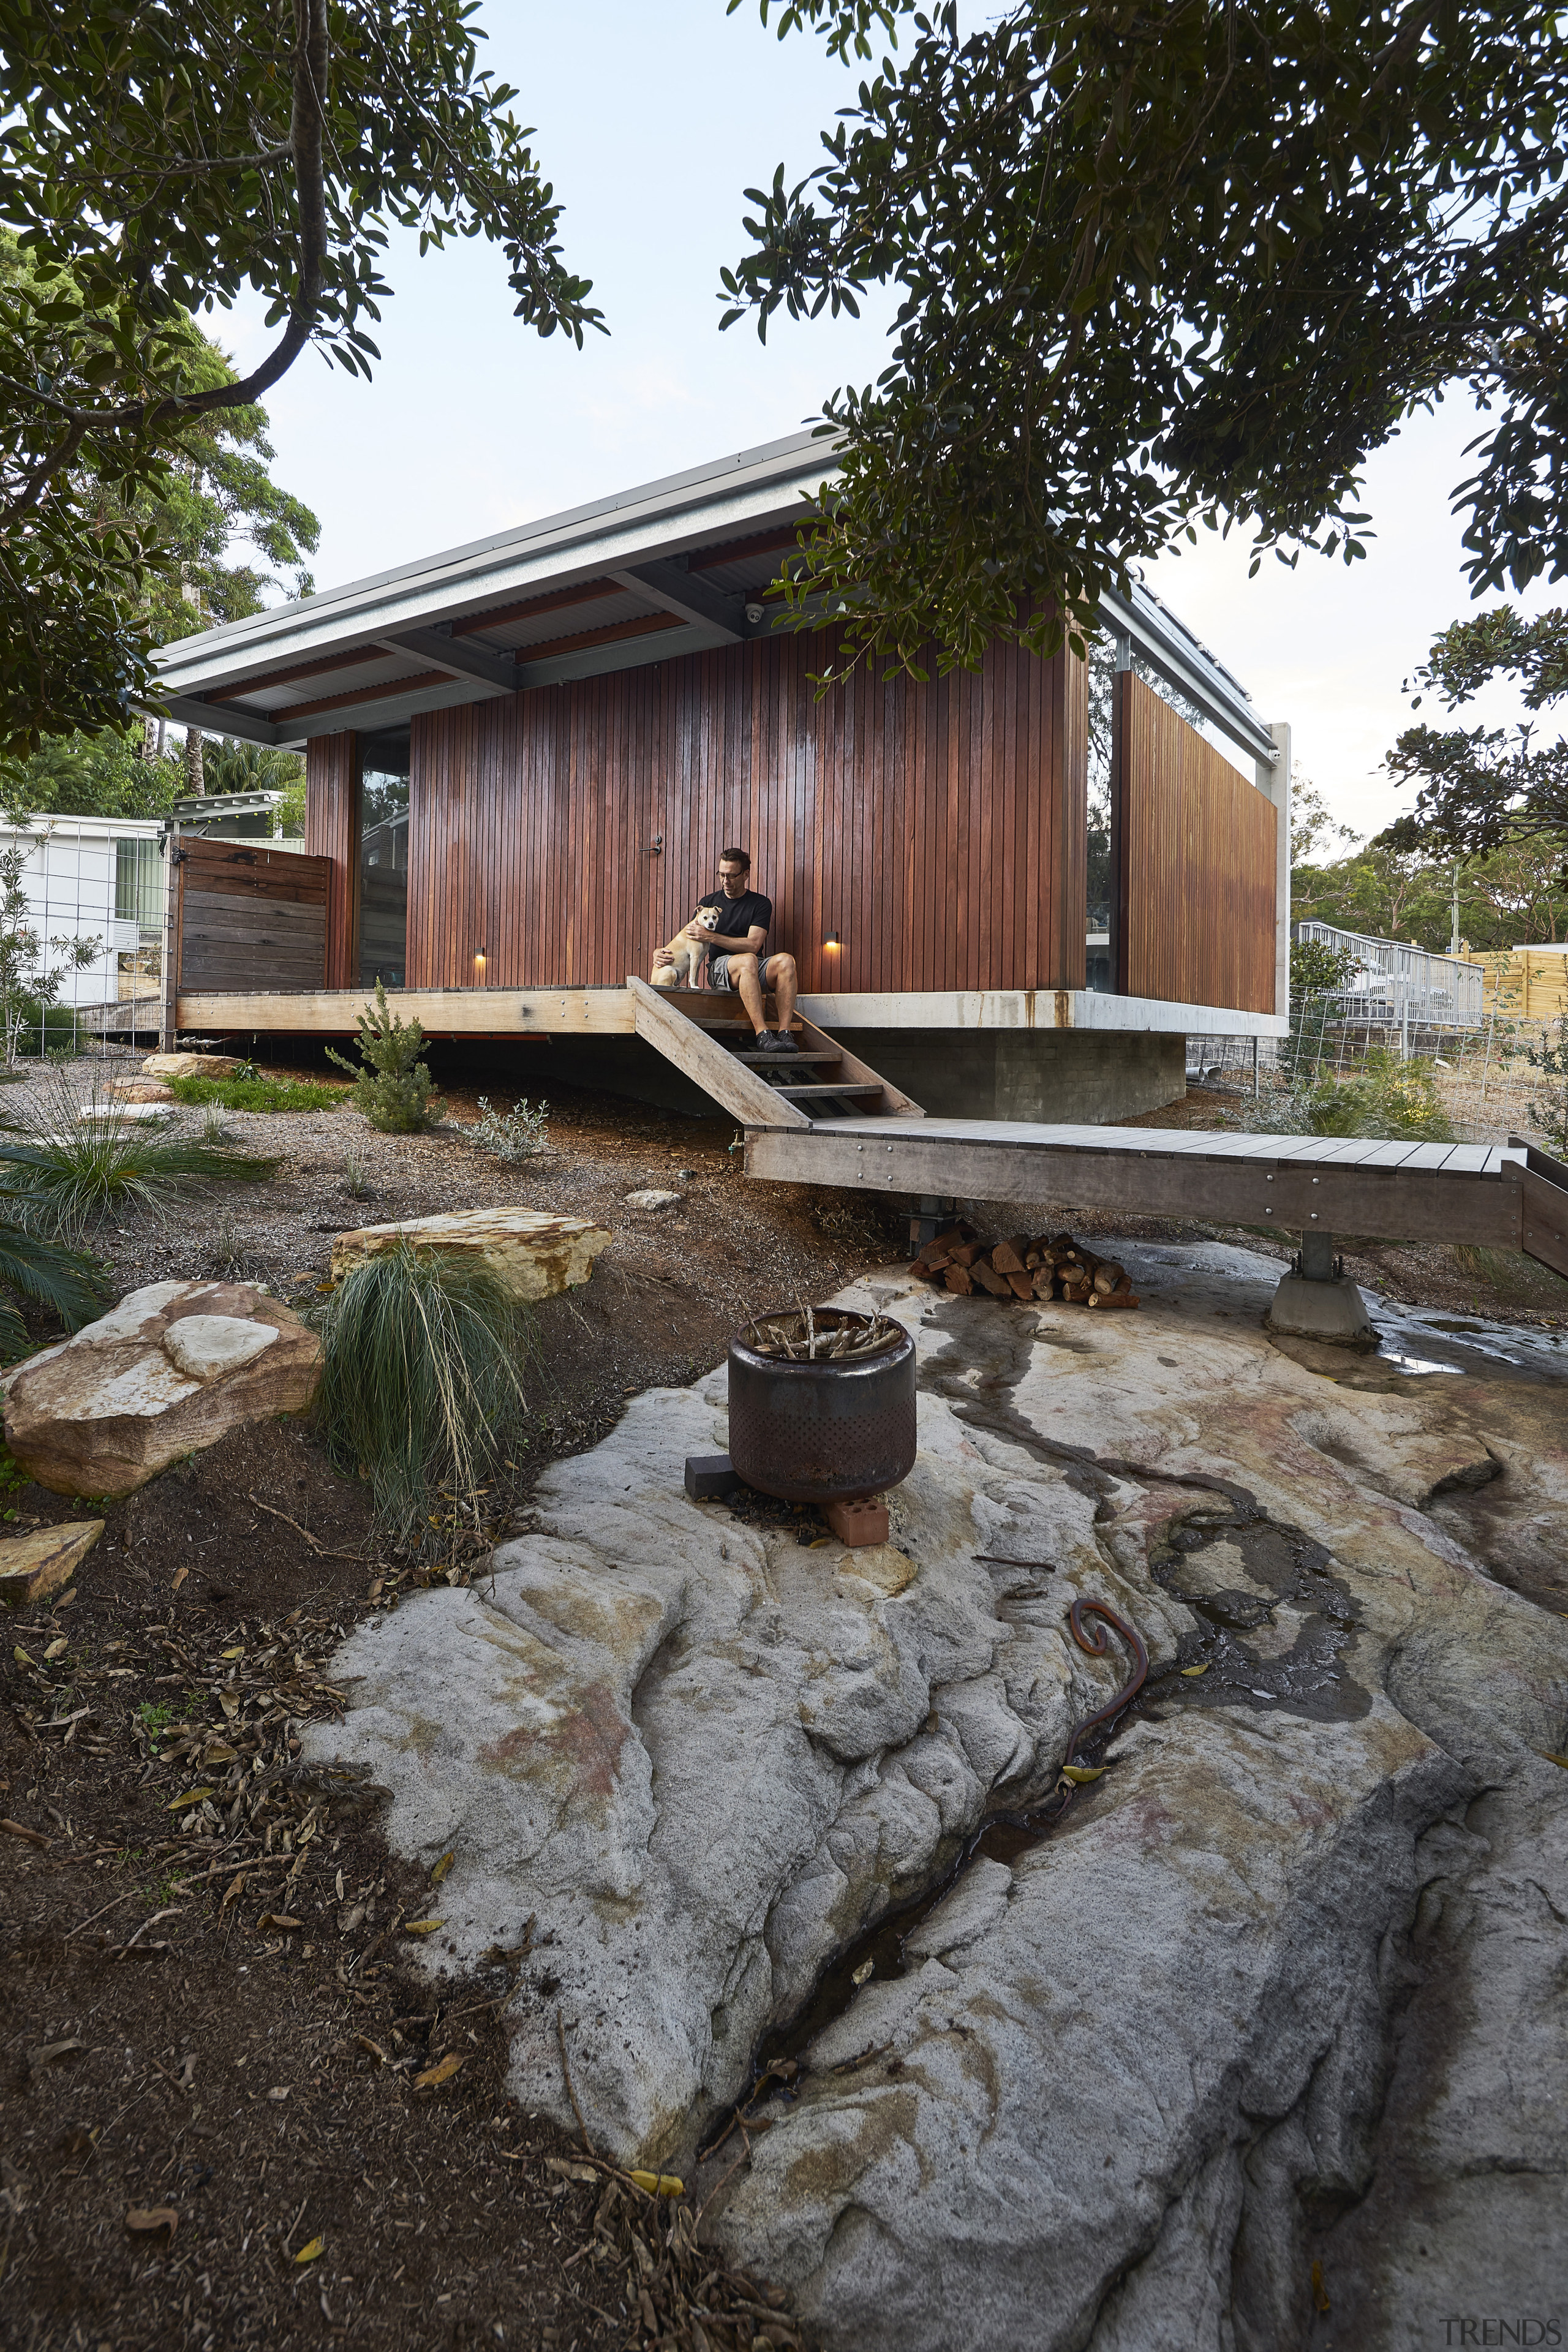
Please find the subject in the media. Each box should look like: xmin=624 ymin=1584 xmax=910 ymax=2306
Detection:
xmin=726 ymin=1306 xmax=916 ymax=1530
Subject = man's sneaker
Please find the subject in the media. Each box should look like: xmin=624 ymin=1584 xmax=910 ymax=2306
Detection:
xmin=758 ymin=1030 xmax=799 ymax=1054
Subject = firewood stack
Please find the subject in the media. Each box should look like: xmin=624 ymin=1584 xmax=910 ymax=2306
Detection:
xmin=908 ymin=1224 xmax=1141 ymax=1309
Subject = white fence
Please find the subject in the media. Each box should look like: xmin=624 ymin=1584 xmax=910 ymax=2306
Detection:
xmin=1293 ymin=921 xmax=1485 ymax=1033
xmin=0 ymin=816 xmax=167 ymax=1011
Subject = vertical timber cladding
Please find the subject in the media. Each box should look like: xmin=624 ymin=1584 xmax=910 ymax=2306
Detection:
xmin=405 ymin=627 xmax=1087 ymax=993
xmin=1114 ymin=671 xmax=1276 ymax=1012
xmin=176 ymin=837 xmax=328 ymax=991
xmin=304 ymin=731 xmax=362 ymax=986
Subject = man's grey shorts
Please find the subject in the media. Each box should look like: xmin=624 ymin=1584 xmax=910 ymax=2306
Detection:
xmin=709 ymin=951 xmax=785 ymax=992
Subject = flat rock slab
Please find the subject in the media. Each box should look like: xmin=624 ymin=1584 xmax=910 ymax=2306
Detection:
xmin=2 ymin=1280 xmax=322 ymax=1497
xmin=624 ymin=1189 xmax=683 ymax=1210
xmin=141 ymin=1052 xmax=245 ymax=1079
xmin=0 ymin=1518 xmax=102 ymax=1608
xmin=330 ymin=1206 xmax=609 ymax=1302
xmin=303 ymin=1240 xmax=1568 ymax=2349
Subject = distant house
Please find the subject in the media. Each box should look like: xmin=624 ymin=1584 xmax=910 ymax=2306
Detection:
xmin=151 ymin=431 xmax=1290 ymax=1121
xmin=0 ymin=815 xmax=166 ymax=1023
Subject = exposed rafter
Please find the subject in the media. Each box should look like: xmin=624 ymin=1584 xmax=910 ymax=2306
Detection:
xmin=380 ymin=627 xmax=518 ymax=693
xmin=611 ymin=558 xmax=754 ymax=641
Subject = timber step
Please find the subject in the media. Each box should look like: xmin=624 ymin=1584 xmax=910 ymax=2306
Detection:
xmin=627 ymin=975 xmax=924 ymax=1128
xmin=730 ymin=1049 xmax=842 ymax=1068
xmin=766 ymin=1082 xmax=886 ymax=1101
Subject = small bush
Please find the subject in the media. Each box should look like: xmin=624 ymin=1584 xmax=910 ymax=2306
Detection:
xmin=326 ymin=979 xmax=442 ymax=1134
xmin=311 ymin=1243 xmax=533 ymax=1543
xmin=1247 ymin=1049 xmax=1453 ymax=1145
xmin=166 ymin=1073 xmax=346 ymax=1114
xmin=471 ymin=1095 xmax=549 ymax=1160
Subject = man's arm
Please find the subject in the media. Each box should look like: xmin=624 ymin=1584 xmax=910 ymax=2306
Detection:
xmin=689 ymin=921 xmax=767 ymax=956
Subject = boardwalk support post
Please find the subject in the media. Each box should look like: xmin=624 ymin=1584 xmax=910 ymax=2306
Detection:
xmin=1264 ymin=1232 xmax=1376 ymax=1349
xmin=910 ymin=1195 xmax=959 ymax=1251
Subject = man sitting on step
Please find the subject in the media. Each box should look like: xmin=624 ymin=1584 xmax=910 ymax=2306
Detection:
xmin=651 ymin=845 xmax=799 ymax=1054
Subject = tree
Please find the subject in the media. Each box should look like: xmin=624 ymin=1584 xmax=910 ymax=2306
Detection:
xmin=720 ymin=0 xmax=1568 ymax=684
xmin=1382 ymin=606 xmax=1568 ymax=859
xmin=0 ymin=726 xmax=185 ymax=822
xmin=0 ymin=0 xmax=603 ymax=749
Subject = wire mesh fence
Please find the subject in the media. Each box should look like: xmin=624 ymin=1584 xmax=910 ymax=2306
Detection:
xmin=1188 ymin=1012 xmax=1561 ymax=1148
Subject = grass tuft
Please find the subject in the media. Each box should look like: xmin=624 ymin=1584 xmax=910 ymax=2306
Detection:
xmin=0 ymin=1068 xmax=276 ymax=1244
xmin=310 ymin=1243 xmax=535 ymax=1545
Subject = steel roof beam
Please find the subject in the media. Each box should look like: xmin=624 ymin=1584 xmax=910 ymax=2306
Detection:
xmin=379 ymin=627 xmax=519 ymax=693
xmin=611 ymin=558 xmax=754 ymax=640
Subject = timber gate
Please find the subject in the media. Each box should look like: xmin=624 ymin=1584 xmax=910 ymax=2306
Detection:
xmin=164 ymin=837 xmax=329 ymax=1046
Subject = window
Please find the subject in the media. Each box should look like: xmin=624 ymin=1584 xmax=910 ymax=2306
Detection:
xmin=115 ymin=837 xmax=162 ymax=931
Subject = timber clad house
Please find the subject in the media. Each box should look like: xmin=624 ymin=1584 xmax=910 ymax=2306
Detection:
xmin=152 ymin=431 xmax=1290 ymax=1125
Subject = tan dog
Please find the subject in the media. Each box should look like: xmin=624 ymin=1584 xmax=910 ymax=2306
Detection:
xmin=650 ymin=901 xmax=720 ymax=989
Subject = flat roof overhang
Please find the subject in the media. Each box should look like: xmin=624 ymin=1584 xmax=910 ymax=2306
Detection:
xmin=153 ymin=429 xmax=1276 ymax=768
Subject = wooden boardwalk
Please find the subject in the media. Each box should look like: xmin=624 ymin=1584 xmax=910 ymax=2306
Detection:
xmin=742 ymin=1118 xmax=1568 ymax=1278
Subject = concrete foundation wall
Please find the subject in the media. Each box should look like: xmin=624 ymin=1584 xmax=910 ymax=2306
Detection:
xmin=842 ymin=1029 xmax=1187 ymax=1123
xmin=410 ymin=1028 xmax=1188 ymax=1124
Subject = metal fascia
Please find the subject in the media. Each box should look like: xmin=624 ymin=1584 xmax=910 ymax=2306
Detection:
xmin=1096 ymin=581 xmax=1275 ymax=764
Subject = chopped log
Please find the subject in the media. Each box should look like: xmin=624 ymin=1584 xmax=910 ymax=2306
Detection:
xmin=1092 ymin=1264 xmax=1127 ymax=1295
xmin=971 ymin=1258 xmax=1012 ymax=1298
xmin=1031 ymin=1267 xmax=1055 ymax=1300
xmin=1086 ymin=1291 xmax=1140 ymax=1310
xmin=944 ymin=1264 xmax=974 ymax=1295
xmin=990 ymin=1235 xmax=1031 ymax=1275
xmin=949 ymin=1241 xmax=984 ymax=1268
xmin=1005 ymin=1271 xmax=1035 ymax=1300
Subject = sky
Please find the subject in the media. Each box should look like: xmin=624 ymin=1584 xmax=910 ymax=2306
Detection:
xmin=216 ymin=0 xmax=1561 ymax=850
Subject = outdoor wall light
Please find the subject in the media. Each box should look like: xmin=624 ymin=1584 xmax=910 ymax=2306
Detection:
xmin=473 ymin=949 xmax=487 ymax=980
xmin=824 ymin=932 xmax=842 ymax=951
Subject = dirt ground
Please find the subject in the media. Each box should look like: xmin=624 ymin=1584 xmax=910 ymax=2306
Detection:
xmin=2 ymin=1050 xmax=1564 ymax=2351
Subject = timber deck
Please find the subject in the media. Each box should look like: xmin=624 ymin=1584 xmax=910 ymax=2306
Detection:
xmin=742 ymin=1119 xmax=1568 ymax=1278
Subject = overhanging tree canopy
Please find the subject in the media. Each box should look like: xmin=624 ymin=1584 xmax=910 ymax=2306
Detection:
xmin=1382 ymin=606 xmax=1568 ymax=858
xmin=0 ymin=0 xmax=601 ymax=749
xmin=722 ymin=0 xmax=1568 ymax=680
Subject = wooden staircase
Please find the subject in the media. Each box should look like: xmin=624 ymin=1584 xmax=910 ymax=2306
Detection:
xmin=627 ymin=976 xmax=924 ymax=1127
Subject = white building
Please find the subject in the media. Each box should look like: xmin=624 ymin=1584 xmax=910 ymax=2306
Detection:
xmin=0 ymin=815 xmax=167 ymax=1012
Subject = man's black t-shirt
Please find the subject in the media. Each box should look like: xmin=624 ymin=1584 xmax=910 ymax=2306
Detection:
xmin=696 ymin=889 xmax=772 ymax=955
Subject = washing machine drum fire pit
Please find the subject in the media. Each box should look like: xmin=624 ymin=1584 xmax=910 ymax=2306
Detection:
xmin=726 ymin=1308 xmax=916 ymax=1504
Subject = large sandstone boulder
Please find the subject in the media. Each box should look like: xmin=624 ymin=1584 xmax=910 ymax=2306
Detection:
xmin=3 ymin=1280 xmax=322 ymax=1496
xmin=330 ymin=1206 xmax=610 ymax=1303
xmin=303 ymin=1242 xmax=1568 ymax=2350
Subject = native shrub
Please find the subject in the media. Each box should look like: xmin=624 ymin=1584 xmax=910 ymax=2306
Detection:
xmin=326 ymin=980 xmax=442 ymax=1134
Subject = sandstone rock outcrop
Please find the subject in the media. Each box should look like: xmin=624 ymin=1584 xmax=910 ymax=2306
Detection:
xmin=303 ymin=1240 xmax=1568 ymax=2350
xmin=330 ymin=1206 xmax=610 ymax=1302
xmin=3 ymin=1280 xmax=322 ymax=1496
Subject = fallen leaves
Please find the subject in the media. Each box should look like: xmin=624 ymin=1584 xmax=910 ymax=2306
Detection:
xmin=401 ymin=1917 xmax=444 ymax=1937
xmin=546 ymin=2157 xmax=599 ymax=2185
xmin=1544 ymin=1751 xmax=1568 ymax=1770
xmin=294 ymin=2236 xmax=324 ymax=2264
xmin=167 ymin=1787 xmax=216 ymax=1812
xmin=627 ymin=2170 xmax=684 ymax=2198
xmin=1060 ymin=1763 xmax=1106 ymax=1785
xmin=256 ymin=1913 xmax=303 ymax=1932
xmin=851 ymin=1958 xmax=874 ymax=1986
xmin=1180 ymin=1663 xmax=1210 ymax=1678
xmin=429 ymin=1850 xmax=454 ymax=1884
xmin=356 ymin=2034 xmax=390 ymax=2067
xmin=124 ymin=2205 xmax=178 ymax=2239
xmin=1 ymin=1817 xmax=48 ymax=1851
xmin=413 ymin=2051 xmax=465 ymax=2091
